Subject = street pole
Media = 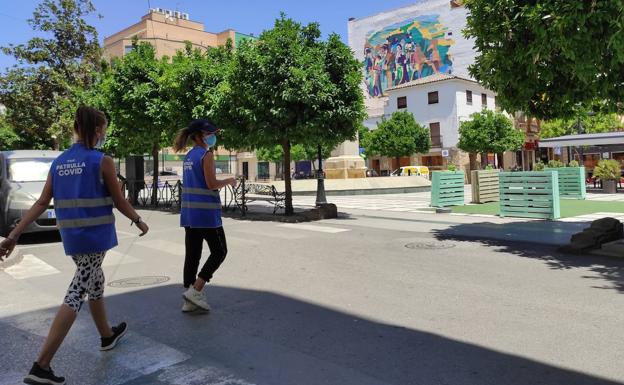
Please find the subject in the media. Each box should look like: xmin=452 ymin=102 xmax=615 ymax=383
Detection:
xmin=315 ymin=144 xmax=327 ymax=206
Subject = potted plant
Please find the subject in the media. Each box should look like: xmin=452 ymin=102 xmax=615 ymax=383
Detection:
xmin=593 ymin=159 xmax=621 ymax=193
xmin=547 ymin=159 xmax=564 ymax=168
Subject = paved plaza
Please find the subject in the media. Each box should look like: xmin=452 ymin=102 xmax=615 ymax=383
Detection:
xmin=1 ymin=206 xmax=623 ymax=385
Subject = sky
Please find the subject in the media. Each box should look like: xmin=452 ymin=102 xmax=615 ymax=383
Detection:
xmin=0 ymin=0 xmax=419 ymax=70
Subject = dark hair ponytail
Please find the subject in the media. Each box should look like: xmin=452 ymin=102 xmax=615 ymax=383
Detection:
xmin=173 ymin=127 xmax=193 ymax=153
xmin=74 ymin=106 xmax=107 ymax=149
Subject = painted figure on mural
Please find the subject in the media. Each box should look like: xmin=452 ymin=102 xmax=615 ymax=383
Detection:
xmin=429 ymin=40 xmax=442 ymax=73
xmin=410 ymin=45 xmax=427 ymax=80
xmin=372 ymin=54 xmax=383 ymax=96
xmin=395 ymin=44 xmax=410 ymax=85
xmin=364 ymin=47 xmax=374 ymax=95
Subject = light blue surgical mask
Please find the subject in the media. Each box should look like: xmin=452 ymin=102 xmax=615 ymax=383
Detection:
xmin=95 ymin=134 xmax=106 ymax=149
xmin=204 ymin=134 xmax=217 ymax=148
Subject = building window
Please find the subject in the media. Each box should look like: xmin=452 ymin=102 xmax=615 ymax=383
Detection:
xmin=257 ymin=161 xmax=270 ymax=180
xmin=397 ymin=96 xmax=407 ymax=109
xmin=124 ymin=45 xmax=133 ymax=54
xmin=482 ymin=93 xmax=487 ymax=108
xmin=429 ymin=122 xmax=442 ymax=147
xmin=466 ymin=90 xmax=473 ymax=105
xmin=428 ymin=91 xmax=439 ymax=105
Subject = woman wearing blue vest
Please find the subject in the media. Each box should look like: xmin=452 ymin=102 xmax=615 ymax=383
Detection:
xmin=173 ymin=119 xmax=236 ymax=312
xmin=0 ymin=106 xmax=149 ymax=385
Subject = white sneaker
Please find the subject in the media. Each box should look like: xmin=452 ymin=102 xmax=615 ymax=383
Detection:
xmin=182 ymin=287 xmax=211 ymax=311
xmin=181 ymin=299 xmax=199 ymax=313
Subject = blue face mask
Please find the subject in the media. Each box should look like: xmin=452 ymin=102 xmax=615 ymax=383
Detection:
xmin=95 ymin=134 xmax=106 ymax=149
xmin=204 ymin=134 xmax=217 ymax=148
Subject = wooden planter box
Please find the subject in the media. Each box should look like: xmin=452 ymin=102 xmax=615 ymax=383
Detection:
xmin=544 ymin=167 xmax=586 ymax=199
xmin=470 ymin=169 xmax=500 ymax=203
xmin=499 ymin=171 xmax=561 ymax=220
xmin=431 ymin=171 xmax=465 ymax=208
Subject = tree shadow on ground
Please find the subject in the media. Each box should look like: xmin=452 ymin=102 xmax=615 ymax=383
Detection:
xmin=432 ymin=221 xmax=624 ymax=293
xmin=1 ymin=284 xmax=622 ymax=385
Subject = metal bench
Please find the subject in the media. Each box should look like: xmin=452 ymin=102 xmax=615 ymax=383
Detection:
xmin=233 ymin=178 xmax=285 ymax=215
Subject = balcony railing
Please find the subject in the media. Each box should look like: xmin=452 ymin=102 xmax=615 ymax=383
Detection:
xmin=431 ymin=135 xmax=443 ymax=148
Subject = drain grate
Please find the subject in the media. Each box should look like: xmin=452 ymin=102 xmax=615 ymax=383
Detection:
xmin=405 ymin=241 xmax=456 ymax=250
xmin=108 ymin=276 xmax=170 ymax=288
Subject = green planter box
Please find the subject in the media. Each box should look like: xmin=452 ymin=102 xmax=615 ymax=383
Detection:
xmin=499 ymin=171 xmax=560 ymax=220
xmin=544 ymin=167 xmax=586 ymax=199
xmin=431 ymin=171 xmax=465 ymax=208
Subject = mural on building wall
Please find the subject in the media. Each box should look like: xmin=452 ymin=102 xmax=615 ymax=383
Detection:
xmin=363 ymin=15 xmax=454 ymax=97
xmin=349 ymin=0 xmax=475 ymax=102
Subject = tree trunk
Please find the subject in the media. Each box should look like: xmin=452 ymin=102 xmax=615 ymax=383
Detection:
xmin=151 ymin=143 xmax=159 ymax=206
xmin=282 ymin=139 xmax=294 ymax=216
xmin=467 ymin=153 xmax=477 ymax=184
xmin=480 ymin=153 xmax=488 ymax=168
xmin=497 ymin=153 xmax=504 ymax=170
xmin=469 ymin=153 xmax=478 ymax=171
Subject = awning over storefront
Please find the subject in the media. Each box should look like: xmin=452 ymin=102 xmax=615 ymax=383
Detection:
xmin=539 ymin=132 xmax=624 ymax=148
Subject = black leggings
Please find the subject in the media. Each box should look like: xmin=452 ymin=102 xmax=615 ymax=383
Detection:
xmin=184 ymin=226 xmax=228 ymax=288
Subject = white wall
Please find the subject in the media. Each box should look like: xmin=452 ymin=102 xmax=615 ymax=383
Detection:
xmin=383 ymin=79 xmax=496 ymax=149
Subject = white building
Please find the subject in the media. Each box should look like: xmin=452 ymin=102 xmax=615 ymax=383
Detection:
xmin=367 ymin=73 xmax=497 ymax=174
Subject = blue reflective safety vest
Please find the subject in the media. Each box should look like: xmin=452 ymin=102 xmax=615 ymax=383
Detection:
xmin=180 ymin=146 xmax=222 ymax=228
xmin=51 ymin=143 xmax=118 ymax=256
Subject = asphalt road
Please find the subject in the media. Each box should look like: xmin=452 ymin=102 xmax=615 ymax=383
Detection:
xmin=1 ymin=208 xmax=623 ymax=385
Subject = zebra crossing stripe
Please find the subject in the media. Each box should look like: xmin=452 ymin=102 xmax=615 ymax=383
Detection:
xmin=3 ymin=254 xmax=60 ymax=279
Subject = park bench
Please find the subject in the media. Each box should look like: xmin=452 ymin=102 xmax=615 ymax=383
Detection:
xmin=233 ymin=178 xmax=285 ymax=215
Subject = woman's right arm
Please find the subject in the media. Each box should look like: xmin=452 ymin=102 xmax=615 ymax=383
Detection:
xmin=203 ymin=151 xmax=237 ymax=190
xmin=101 ymin=156 xmax=148 ymax=236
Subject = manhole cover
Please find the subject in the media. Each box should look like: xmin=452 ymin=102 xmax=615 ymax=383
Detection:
xmin=405 ymin=241 xmax=456 ymax=250
xmin=108 ymin=276 xmax=170 ymax=288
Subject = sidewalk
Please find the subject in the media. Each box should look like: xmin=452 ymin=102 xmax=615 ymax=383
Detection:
xmin=331 ymin=208 xmax=588 ymax=247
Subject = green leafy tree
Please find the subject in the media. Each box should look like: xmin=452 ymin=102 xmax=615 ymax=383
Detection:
xmin=464 ymin=0 xmax=624 ymax=119
xmin=0 ymin=0 xmax=101 ymax=148
xmin=163 ymin=41 xmax=233 ymax=136
xmin=216 ymin=15 xmax=365 ymax=215
xmin=0 ymin=115 xmax=20 ymax=150
xmin=540 ymin=111 xmax=624 ymax=139
xmin=99 ymin=41 xmax=173 ymax=204
xmin=458 ymin=110 xmax=524 ymax=170
xmin=362 ymin=111 xmax=430 ymax=168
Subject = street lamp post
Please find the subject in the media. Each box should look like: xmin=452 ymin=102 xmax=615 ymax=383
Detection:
xmin=315 ymin=144 xmax=327 ymax=206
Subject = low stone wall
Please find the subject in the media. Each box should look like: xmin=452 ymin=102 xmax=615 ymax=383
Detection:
xmin=271 ymin=176 xmax=431 ymax=196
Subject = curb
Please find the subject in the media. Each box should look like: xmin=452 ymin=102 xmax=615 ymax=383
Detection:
xmin=291 ymin=186 xmax=431 ymax=196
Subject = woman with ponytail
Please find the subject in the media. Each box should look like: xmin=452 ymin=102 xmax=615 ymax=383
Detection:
xmin=174 ymin=119 xmax=236 ymax=312
xmin=0 ymin=106 xmax=149 ymax=385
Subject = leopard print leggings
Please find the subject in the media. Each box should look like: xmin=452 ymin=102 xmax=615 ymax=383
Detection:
xmin=63 ymin=252 xmax=106 ymax=312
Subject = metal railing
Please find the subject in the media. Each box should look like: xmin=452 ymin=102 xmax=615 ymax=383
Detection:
xmin=431 ymin=135 xmax=443 ymax=148
xmin=118 ymin=178 xmax=236 ymax=210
